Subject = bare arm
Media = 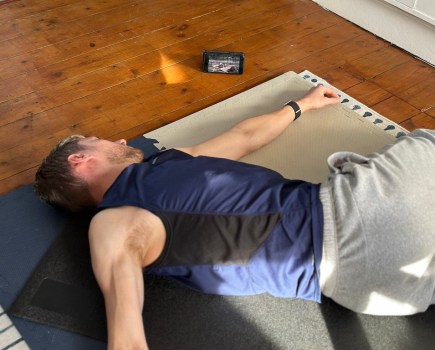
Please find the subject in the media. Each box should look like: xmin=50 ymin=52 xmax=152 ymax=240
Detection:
xmin=89 ymin=208 xmax=151 ymax=350
xmin=178 ymin=85 xmax=340 ymax=160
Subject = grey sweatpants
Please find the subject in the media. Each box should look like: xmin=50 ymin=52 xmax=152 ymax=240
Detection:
xmin=319 ymin=129 xmax=435 ymax=315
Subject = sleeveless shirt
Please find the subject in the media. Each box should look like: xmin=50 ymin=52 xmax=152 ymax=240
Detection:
xmin=96 ymin=149 xmax=324 ymax=302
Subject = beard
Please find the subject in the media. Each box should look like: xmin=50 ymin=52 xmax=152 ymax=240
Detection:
xmin=106 ymin=144 xmax=145 ymax=164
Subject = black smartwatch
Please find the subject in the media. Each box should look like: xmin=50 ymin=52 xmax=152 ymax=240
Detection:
xmin=284 ymin=100 xmax=301 ymax=120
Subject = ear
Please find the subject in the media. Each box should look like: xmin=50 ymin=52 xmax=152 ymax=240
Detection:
xmin=68 ymin=153 xmax=90 ymax=169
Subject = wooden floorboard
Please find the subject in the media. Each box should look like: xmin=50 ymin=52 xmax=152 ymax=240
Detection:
xmin=0 ymin=0 xmax=434 ymax=194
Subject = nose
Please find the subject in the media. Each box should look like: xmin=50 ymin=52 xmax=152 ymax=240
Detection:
xmin=114 ymin=139 xmax=127 ymax=145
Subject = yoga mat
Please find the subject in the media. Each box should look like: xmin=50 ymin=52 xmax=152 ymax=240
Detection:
xmin=146 ymin=71 xmax=405 ymax=183
xmin=2 ymin=137 xmax=159 ymax=349
xmin=5 ymin=72 xmax=434 ymax=350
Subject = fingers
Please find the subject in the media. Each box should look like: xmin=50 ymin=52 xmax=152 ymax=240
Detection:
xmin=312 ymin=85 xmax=339 ymax=100
xmin=323 ymin=91 xmax=340 ymax=105
xmin=306 ymin=85 xmax=340 ymax=109
xmin=296 ymin=85 xmax=340 ymax=113
xmin=322 ymin=88 xmax=340 ymax=100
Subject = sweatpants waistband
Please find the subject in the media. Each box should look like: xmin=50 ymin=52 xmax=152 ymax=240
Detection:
xmin=318 ymin=183 xmax=338 ymax=297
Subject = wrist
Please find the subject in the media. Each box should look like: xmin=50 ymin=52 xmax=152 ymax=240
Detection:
xmin=284 ymin=100 xmax=302 ymax=120
xmin=295 ymin=98 xmax=309 ymax=114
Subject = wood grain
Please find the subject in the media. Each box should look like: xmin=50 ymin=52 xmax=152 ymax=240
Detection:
xmin=0 ymin=0 xmax=434 ymax=194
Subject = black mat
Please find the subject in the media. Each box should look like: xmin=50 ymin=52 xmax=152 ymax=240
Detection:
xmin=9 ymin=212 xmax=107 ymax=339
xmin=9 ymin=227 xmax=435 ymax=350
xmin=6 ymin=136 xmax=435 ymax=350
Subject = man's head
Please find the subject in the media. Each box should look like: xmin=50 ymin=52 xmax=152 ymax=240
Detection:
xmin=35 ymin=135 xmax=144 ymax=212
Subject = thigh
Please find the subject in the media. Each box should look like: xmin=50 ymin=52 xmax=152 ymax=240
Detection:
xmin=323 ymin=129 xmax=435 ymax=315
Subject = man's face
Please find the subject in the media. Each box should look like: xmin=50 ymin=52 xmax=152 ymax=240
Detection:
xmin=78 ymin=137 xmax=144 ymax=165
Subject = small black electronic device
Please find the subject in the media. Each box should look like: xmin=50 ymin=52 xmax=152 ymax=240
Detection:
xmin=203 ymin=50 xmax=245 ymax=75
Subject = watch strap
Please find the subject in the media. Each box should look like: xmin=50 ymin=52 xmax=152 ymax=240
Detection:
xmin=285 ymin=100 xmax=302 ymax=120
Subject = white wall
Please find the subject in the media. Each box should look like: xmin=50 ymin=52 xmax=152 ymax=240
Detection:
xmin=312 ymin=0 xmax=435 ymax=65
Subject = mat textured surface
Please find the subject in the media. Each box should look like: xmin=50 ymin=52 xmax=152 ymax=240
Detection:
xmin=2 ymin=72 xmax=434 ymax=350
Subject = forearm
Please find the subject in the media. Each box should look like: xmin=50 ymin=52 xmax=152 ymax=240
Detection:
xmin=178 ymin=85 xmax=340 ymax=160
xmin=232 ymin=93 xmax=315 ymax=153
xmin=104 ymin=262 xmax=148 ymax=350
xmin=232 ymin=105 xmax=297 ymax=154
xmin=94 ymin=247 xmax=148 ymax=349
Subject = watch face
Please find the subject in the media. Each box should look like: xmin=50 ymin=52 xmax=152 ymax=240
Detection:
xmin=203 ymin=51 xmax=244 ymax=75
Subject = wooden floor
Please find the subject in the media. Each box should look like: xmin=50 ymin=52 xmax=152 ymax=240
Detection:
xmin=0 ymin=0 xmax=434 ymax=195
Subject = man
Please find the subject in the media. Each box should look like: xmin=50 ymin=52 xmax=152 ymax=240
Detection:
xmin=35 ymin=86 xmax=435 ymax=350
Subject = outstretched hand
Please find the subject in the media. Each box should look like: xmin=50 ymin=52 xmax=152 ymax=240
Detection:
xmin=297 ymin=85 xmax=340 ymax=113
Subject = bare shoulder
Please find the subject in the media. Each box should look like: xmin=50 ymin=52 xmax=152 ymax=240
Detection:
xmin=89 ymin=206 xmax=166 ymax=267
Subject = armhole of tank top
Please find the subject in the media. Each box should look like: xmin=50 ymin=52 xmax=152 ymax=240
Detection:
xmin=146 ymin=212 xmax=172 ymax=268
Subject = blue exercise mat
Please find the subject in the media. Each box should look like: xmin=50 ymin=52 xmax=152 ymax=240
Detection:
xmin=0 ymin=137 xmax=159 ymax=350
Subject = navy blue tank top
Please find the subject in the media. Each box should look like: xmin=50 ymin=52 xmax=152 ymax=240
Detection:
xmin=96 ymin=149 xmax=324 ymax=302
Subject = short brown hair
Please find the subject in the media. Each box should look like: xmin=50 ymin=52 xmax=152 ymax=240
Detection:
xmin=35 ymin=135 xmax=94 ymax=212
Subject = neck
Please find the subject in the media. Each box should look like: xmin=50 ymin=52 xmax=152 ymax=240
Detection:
xmin=88 ymin=162 xmax=134 ymax=205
